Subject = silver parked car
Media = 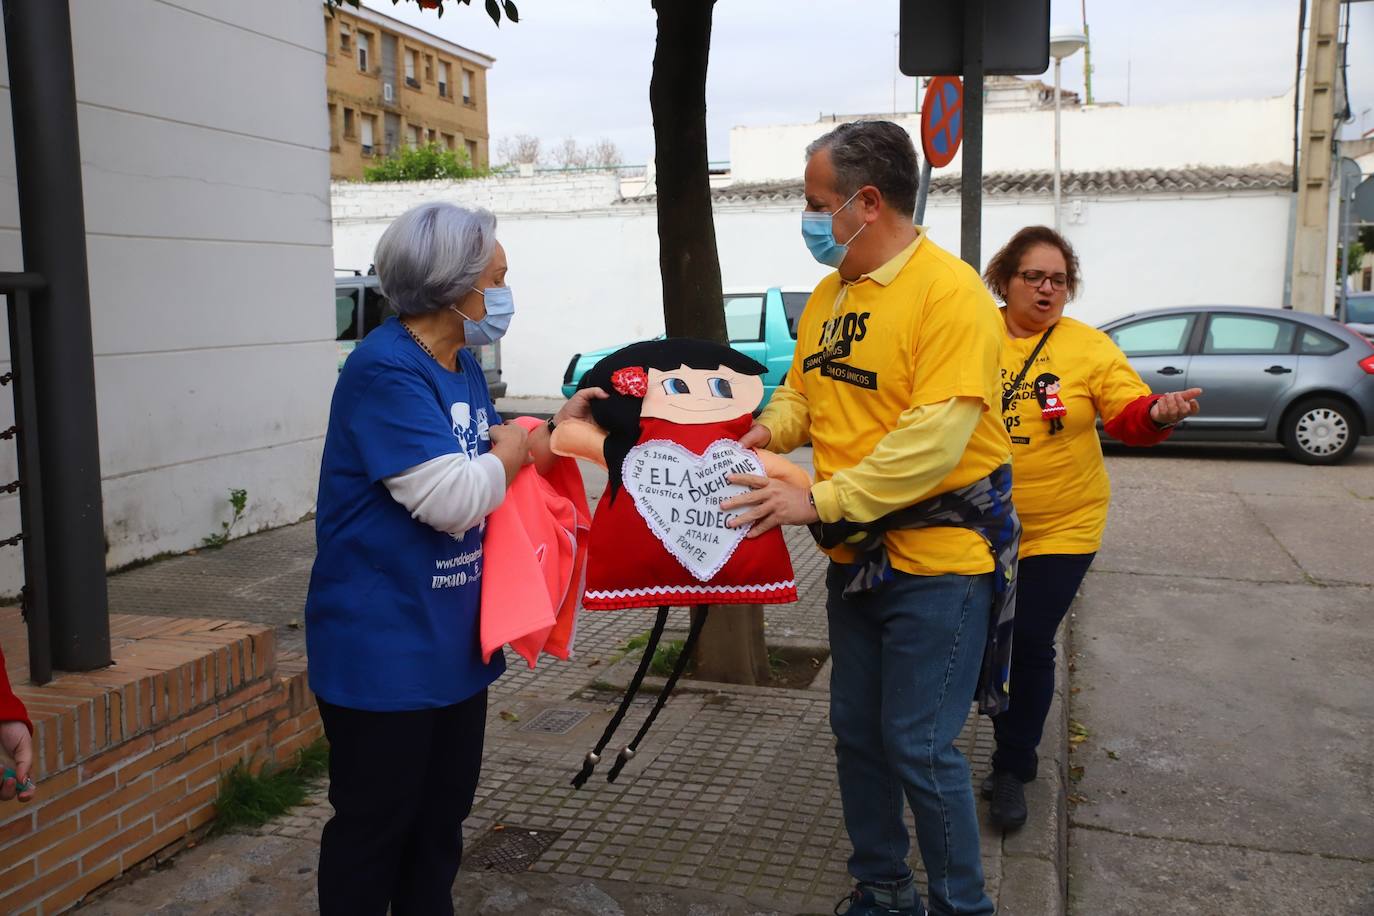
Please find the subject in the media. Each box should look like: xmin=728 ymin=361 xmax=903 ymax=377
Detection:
xmin=1099 ymin=306 xmax=1374 ymax=465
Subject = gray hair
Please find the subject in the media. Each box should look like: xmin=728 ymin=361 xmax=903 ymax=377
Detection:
xmin=805 ymin=120 xmax=919 ymax=217
xmin=373 ymin=202 xmax=498 ymax=316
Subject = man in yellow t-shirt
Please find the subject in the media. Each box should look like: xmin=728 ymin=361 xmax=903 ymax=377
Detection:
xmin=722 ymin=121 xmax=1005 ymax=916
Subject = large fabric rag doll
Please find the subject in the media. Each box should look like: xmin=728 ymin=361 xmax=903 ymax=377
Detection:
xmin=552 ymin=338 xmax=809 ymax=786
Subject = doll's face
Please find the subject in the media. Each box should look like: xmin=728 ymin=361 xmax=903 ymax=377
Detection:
xmin=641 ymin=364 xmax=764 ymax=423
xmin=1045 ymin=380 xmax=1060 ymax=396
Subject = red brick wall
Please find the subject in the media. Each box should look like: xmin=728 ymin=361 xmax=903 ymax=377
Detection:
xmin=0 ymin=614 xmax=324 ymax=915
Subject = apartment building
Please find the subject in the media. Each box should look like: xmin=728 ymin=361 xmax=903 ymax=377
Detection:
xmin=324 ymin=2 xmax=493 ymax=180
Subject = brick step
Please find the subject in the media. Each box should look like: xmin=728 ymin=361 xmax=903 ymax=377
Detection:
xmin=0 ymin=610 xmax=323 ymax=915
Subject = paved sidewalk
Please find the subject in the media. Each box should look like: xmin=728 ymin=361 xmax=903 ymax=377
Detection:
xmin=1066 ymin=442 xmax=1374 ymax=915
xmin=88 ymin=450 xmax=1060 ymax=914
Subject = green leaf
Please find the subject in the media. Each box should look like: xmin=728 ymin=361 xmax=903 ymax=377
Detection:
xmin=503 ymin=0 xmax=519 ymax=23
xmin=485 ymin=0 xmax=501 ymax=24
xmin=1069 ymin=765 xmax=1085 ymax=782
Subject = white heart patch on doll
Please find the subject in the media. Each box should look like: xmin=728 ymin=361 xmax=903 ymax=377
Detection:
xmin=621 ymin=438 xmax=765 ymax=582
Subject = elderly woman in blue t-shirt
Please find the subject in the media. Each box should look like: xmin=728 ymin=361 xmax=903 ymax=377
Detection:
xmin=304 ymin=202 xmax=601 ymax=915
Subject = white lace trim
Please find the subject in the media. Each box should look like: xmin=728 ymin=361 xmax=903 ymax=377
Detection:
xmin=585 ymin=580 xmax=797 ymax=600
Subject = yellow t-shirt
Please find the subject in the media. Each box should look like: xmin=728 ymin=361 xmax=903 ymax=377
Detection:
xmin=767 ymin=233 xmax=1011 ymax=576
xmin=1000 ymin=315 xmax=1152 ymax=557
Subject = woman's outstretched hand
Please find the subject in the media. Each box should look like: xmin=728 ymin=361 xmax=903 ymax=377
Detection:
xmin=1150 ymin=388 xmax=1202 ymax=426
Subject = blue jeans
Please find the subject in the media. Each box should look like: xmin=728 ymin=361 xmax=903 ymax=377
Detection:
xmin=827 ymin=564 xmax=995 ymax=916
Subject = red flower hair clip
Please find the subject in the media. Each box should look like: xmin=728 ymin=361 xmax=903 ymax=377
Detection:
xmin=610 ymin=366 xmax=648 ymax=398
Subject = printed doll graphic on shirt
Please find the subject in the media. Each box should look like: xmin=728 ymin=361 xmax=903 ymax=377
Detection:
xmin=1034 ymin=372 xmax=1067 ymax=435
xmin=449 ymin=402 xmax=491 ymax=458
xmin=550 ymin=338 xmax=809 ymax=787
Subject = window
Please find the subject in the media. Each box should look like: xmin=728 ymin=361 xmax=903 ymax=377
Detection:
xmin=1201 ymin=315 xmax=1296 ymax=355
xmin=1347 ymin=294 xmax=1374 ymax=324
xmin=408 ymin=125 xmax=421 ymax=148
xmin=1109 ymin=315 xmax=1195 ymax=357
xmin=724 ymin=295 xmax=765 ymax=342
xmin=441 ymin=132 xmax=455 ymax=151
xmin=427 ymin=128 xmax=437 ymax=145
xmin=343 ymin=107 xmax=356 ymax=140
xmin=438 ymin=61 xmax=450 ymax=98
xmin=781 ymin=292 xmax=809 ymax=338
xmin=1299 ymin=328 xmax=1346 ymax=356
xmin=338 ymin=23 xmax=351 ymax=53
xmin=328 ymin=103 xmax=338 ymax=149
xmin=360 ymin=116 xmax=375 ymax=155
xmin=465 ymin=139 xmax=479 ymax=167
xmin=361 ymin=286 xmax=391 ymax=337
xmin=405 ymin=49 xmax=420 ymax=89
xmin=462 ymin=68 xmax=474 ymax=104
xmin=424 ymin=54 xmax=434 ymax=82
xmin=356 ymin=31 xmax=369 ymax=72
xmin=336 ymin=288 xmax=360 ymax=341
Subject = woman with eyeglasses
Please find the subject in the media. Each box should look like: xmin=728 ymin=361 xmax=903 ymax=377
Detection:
xmin=980 ymin=226 xmax=1201 ymax=830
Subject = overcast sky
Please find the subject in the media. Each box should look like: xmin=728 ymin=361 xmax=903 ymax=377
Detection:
xmin=374 ymin=0 xmax=1374 ymax=166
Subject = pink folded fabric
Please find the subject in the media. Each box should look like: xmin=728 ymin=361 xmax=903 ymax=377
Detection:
xmin=480 ymin=416 xmax=590 ymax=667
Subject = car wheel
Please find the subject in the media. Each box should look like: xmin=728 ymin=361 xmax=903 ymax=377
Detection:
xmin=1280 ymin=398 xmax=1360 ymax=465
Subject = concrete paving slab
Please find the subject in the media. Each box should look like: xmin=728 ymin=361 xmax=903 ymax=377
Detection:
xmin=1067 ymin=828 xmax=1374 ymax=916
xmin=1069 ymin=571 xmax=1374 ymax=862
xmin=1094 ymin=489 xmax=1304 ymax=583
xmin=1240 ymin=492 xmax=1374 ymax=585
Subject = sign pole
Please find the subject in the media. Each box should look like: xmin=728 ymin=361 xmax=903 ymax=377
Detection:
xmin=1338 ymin=177 xmax=1352 ymax=322
xmin=960 ymin=0 xmax=985 ymax=269
xmin=915 ymin=159 xmax=933 ymax=225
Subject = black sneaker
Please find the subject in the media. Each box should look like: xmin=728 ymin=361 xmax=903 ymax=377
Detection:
xmin=987 ymin=770 xmax=1028 ymax=829
xmin=833 ymin=884 xmax=926 ymax=915
xmin=981 ymin=769 xmax=1032 ymax=799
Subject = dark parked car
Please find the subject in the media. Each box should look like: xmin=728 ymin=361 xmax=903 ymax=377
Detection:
xmin=1099 ymin=306 xmax=1374 ymax=465
xmin=334 ymin=273 xmax=505 ymax=398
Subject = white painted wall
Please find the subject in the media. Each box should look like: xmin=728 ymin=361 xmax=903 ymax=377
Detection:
xmin=334 ymin=180 xmax=1290 ymax=399
xmin=729 ymin=93 xmax=1296 ymax=184
xmin=0 ymin=0 xmax=337 ymax=593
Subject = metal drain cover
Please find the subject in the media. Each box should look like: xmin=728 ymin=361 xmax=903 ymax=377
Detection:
xmin=464 ymin=826 xmax=561 ymax=873
xmin=521 ymin=707 xmax=590 ymax=735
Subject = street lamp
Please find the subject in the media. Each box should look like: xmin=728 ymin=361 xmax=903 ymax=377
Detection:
xmin=1050 ymin=26 xmax=1087 ymax=232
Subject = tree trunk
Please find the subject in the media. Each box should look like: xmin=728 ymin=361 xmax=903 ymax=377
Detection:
xmin=650 ymin=0 xmax=726 ymax=342
xmin=650 ymin=0 xmax=768 ymax=686
xmin=689 ymin=606 xmax=771 ymax=685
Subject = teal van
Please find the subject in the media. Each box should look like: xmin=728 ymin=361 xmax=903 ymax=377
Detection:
xmin=560 ymin=287 xmax=810 ymax=406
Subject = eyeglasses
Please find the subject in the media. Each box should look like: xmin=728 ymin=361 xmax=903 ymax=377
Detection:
xmin=1017 ymin=270 xmax=1068 ymax=291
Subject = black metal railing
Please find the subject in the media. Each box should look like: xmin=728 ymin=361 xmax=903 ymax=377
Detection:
xmin=0 ymin=273 xmax=52 ymax=684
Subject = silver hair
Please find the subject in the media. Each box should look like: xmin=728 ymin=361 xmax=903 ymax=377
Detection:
xmin=373 ymin=202 xmax=498 ymax=316
xmin=805 ymin=120 xmax=919 ymax=216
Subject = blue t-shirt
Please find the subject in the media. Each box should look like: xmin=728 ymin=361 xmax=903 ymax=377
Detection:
xmin=305 ymin=317 xmax=506 ymax=711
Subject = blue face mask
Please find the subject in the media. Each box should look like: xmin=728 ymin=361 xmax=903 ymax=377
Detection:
xmin=801 ymin=190 xmax=866 ymax=268
xmin=454 ymin=285 xmax=514 ymax=346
